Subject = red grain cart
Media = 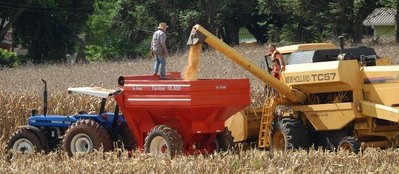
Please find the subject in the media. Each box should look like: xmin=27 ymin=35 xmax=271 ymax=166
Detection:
xmin=114 ymin=72 xmax=250 ymax=157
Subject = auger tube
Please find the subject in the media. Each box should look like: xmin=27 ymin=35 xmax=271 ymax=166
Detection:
xmin=187 ymin=24 xmax=306 ymax=103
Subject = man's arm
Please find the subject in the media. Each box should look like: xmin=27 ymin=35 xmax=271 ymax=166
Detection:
xmin=275 ymin=54 xmax=285 ymax=71
xmin=150 ymin=32 xmax=155 ymax=57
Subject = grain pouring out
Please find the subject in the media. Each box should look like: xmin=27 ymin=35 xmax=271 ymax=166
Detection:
xmin=184 ymin=44 xmax=202 ymax=80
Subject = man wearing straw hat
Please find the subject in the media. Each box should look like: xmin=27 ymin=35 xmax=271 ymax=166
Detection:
xmin=151 ymin=22 xmax=169 ymax=79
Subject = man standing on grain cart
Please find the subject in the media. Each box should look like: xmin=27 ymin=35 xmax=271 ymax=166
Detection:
xmin=151 ymin=22 xmax=169 ymax=79
xmin=266 ymin=44 xmax=285 ymax=73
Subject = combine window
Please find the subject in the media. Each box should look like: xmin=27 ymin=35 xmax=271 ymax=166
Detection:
xmin=287 ymin=47 xmax=379 ymax=66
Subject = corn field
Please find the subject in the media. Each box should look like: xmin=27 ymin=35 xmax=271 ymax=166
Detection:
xmin=1 ymin=42 xmax=399 ymax=173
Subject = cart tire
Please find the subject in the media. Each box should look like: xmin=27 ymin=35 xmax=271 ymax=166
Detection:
xmin=6 ymin=128 xmax=45 ymax=159
xmin=62 ymin=119 xmax=112 ymax=157
xmin=269 ymin=117 xmax=308 ymax=153
xmin=338 ymin=136 xmax=360 ymax=154
xmin=216 ymin=128 xmax=235 ymax=152
xmin=144 ymin=125 xmax=183 ymax=158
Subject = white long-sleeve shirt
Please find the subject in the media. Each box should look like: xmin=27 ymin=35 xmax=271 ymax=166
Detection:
xmin=151 ymin=29 xmax=167 ymax=56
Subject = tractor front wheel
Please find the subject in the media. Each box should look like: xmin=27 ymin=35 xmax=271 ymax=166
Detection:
xmin=144 ymin=125 xmax=183 ymax=158
xmin=269 ymin=117 xmax=308 ymax=153
xmin=6 ymin=128 xmax=45 ymax=158
xmin=62 ymin=119 xmax=112 ymax=157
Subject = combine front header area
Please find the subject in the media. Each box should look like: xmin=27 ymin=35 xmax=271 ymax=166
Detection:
xmin=114 ymin=73 xmax=250 ymax=156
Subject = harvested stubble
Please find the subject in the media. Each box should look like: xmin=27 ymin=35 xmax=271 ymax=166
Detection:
xmin=1 ymin=148 xmax=399 ymax=173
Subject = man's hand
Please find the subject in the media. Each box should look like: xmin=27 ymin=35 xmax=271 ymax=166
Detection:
xmin=280 ymin=66 xmax=285 ymax=72
xmin=151 ymin=50 xmax=155 ymax=58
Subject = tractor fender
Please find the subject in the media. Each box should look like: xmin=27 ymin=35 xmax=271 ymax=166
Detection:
xmin=18 ymin=125 xmax=49 ymax=151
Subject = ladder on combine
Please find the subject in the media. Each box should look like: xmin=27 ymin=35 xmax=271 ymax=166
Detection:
xmin=258 ymin=97 xmax=278 ymax=148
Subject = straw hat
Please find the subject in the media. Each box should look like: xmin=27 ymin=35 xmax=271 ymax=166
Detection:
xmin=157 ymin=22 xmax=169 ymax=29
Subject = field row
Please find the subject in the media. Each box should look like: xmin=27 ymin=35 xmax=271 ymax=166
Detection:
xmin=0 ymin=148 xmax=398 ymax=173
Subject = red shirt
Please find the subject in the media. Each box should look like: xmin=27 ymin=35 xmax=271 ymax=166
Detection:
xmin=272 ymin=65 xmax=280 ymax=79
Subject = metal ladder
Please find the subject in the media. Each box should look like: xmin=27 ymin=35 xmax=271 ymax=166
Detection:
xmin=258 ymin=97 xmax=276 ymax=148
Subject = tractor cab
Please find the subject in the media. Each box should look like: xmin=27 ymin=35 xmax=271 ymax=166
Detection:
xmin=23 ymin=82 xmax=128 ymax=151
xmin=7 ymin=82 xmax=134 ymax=158
xmin=28 ymin=86 xmax=123 ymax=129
xmin=67 ymin=87 xmax=116 ymax=116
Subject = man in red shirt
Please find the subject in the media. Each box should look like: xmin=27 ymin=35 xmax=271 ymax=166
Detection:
xmin=266 ymin=44 xmax=285 ymax=72
xmin=271 ymin=59 xmax=280 ymax=80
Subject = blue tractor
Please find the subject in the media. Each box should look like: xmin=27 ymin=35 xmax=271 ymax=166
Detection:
xmin=6 ymin=80 xmax=135 ymax=157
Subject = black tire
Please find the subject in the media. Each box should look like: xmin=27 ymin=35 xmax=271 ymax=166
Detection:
xmin=62 ymin=119 xmax=112 ymax=157
xmin=116 ymin=124 xmax=137 ymax=151
xmin=144 ymin=125 xmax=183 ymax=158
xmin=6 ymin=128 xmax=45 ymax=158
xmin=269 ymin=117 xmax=308 ymax=152
xmin=338 ymin=136 xmax=360 ymax=154
xmin=216 ymin=127 xmax=235 ymax=152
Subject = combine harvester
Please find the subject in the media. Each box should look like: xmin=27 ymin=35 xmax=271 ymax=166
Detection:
xmin=188 ymin=24 xmax=399 ymax=153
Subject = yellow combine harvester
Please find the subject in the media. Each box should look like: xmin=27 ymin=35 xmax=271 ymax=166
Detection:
xmin=188 ymin=24 xmax=399 ymax=152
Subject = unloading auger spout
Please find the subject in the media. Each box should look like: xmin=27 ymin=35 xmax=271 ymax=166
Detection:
xmin=187 ymin=24 xmax=306 ymax=103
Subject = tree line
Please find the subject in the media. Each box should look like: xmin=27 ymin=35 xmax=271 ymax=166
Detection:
xmin=0 ymin=0 xmax=398 ymax=65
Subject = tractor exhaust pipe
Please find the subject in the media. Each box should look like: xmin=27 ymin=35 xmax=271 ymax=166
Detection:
xmin=42 ymin=79 xmax=48 ymax=116
xmin=338 ymin=36 xmax=344 ymax=54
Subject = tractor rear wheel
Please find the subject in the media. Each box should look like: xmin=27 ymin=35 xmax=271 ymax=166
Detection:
xmin=62 ymin=119 xmax=112 ymax=157
xmin=144 ymin=125 xmax=183 ymax=158
xmin=6 ymin=128 xmax=45 ymax=158
xmin=216 ymin=128 xmax=235 ymax=152
xmin=269 ymin=117 xmax=308 ymax=152
xmin=338 ymin=136 xmax=360 ymax=154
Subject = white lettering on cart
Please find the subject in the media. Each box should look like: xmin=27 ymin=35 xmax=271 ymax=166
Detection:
xmin=125 ymin=84 xmax=189 ymax=91
xmin=152 ymin=85 xmax=183 ymax=91
xmin=216 ymin=85 xmax=227 ymax=90
xmin=132 ymin=86 xmax=143 ymax=91
xmin=152 ymin=86 xmax=166 ymax=91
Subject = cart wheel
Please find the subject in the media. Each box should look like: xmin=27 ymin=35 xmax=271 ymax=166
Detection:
xmin=6 ymin=128 xmax=45 ymax=159
xmin=62 ymin=119 xmax=112 ymax=157
xmin=216 ymin=128 xmax=235 ymax=152
xmin=144 ymin=125 xmax=183 ymax=158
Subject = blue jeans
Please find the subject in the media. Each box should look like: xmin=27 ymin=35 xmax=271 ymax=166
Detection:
xmin=153 ymin=55 xmax=166 ymax=78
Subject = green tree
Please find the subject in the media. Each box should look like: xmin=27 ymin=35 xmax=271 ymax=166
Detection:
xmin=0 ymin=0 xmax=27 ymax=41
xmin=257 ymin=0 xmax=383 ymax=43
xmin=2 ymin=0 xmax=94 ymax=63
